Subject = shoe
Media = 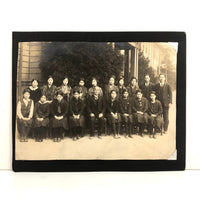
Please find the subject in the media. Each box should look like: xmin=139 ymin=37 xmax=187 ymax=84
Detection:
xmin=114 ymin=135 xmax=120 ymax=139
xmin=98 ymin=136 xmax=102 ymax=139
xmin=128 ymin=135 xmax=133 ymax=138
xmin=72 ymin=137 xmax=76 ymax=141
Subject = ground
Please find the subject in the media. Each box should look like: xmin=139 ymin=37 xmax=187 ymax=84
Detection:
xmin=15 ymin=92 xmax=176 ymax=160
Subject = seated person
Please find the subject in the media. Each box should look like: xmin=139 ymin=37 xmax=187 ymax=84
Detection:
xmin=69 ymin=90 xmax=85 ymax=140
xmin=147 ymin=91 xmax=163 ymax=138
xmin=16 ymin=89 xmax=34 ymax=142
xmin=106 ymin=90 xmax=121 ymax=139
xmin=131 ymin=89 xmax=148 ymax=136
xmin=33 ymin=95 xmax=49 ymax=142
xmin=87 ymin=88 xmax=106 ymax=139
xmin=51 ymin=91 xmax=69 ymax=142
xmin=88 ymin=77 xmax=103 ymax=97
xmin=120 ymin=89 xmax=133 ymax=138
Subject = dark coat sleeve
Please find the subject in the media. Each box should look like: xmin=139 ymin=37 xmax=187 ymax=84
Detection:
xmin=143 ymin=98 xmax=148 ymax=113
xmin=33 ymin=102 xmax=39 ymax=118
xmin=131 ymin=98 xmax=138 ymax=113
xmin=168 ymin=84 xmax=172 ymax=104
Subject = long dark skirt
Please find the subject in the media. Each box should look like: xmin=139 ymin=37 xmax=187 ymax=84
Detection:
xmin=34 ymin=127 xmax=47 ymax=141
xmin=17 ymin=118 xmax=32 ymax=141
xmin=51 ymin=117 xmax=68 ymax=130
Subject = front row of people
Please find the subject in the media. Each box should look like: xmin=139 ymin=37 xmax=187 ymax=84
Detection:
xmin=17 ymin=87 xmax=164 ymax=142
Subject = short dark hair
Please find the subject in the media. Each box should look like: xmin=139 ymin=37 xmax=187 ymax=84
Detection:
xmin=31 ymin=79 xmax=38 ymax=83
xmin=150 ymin=90 xmax=156 ymax=95
xmin=23 ymin=88 xmax=30 ymax=94
xmin=130 ymin=77 xmax=137 ymax=82
xmin=136 ymin=89 xmax=142 ymax=94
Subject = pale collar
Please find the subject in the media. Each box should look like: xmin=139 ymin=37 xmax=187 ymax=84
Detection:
xmin=29 ymin=86 xmax=38 ymax=91
xmin=160 ymin=82 xmax=165 ymax=86
xmin=145 ymin=82 xmax=150 ymax=86
xmin=39 ymin=100 xmax=47 ymax=104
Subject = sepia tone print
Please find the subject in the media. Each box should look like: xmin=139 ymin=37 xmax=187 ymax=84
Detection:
xmin=15 ymin=41 xmax=177 ymax=160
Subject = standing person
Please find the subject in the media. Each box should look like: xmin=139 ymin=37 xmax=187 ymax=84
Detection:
xmin=131 ymin=89 xmax=148 ymax=137
xmin=28 ymin=79 xmax=42 ymax=105
xmin=104 ymin=75 xmax=119 ymax=100
xmin=51 ymin=91 xmax=69 ymax=142
xmin=88 ymin=77 xmax=103 ymax=97
xmin=106 ymin=90 xmax=121 ymax=139
xmin=42 ymin=76 xmax=57 ymax=103
xmin=127 ymin=77 xmax=140 ymax=99
xmin=147 ymin=91 xmax=163 ymax=139
xmin=154 ymin=74 xmax=172 ymax=133
xmin=87 ymin=88 xmax=106 ymax=139
xmin=33 ymin=95 xmax=49 ymax=142
xmin=57 ymin=76 xmax=72 ymax=103
xmin=118 ymin=76 xmax=126 ymax=99
xmin=75 ymin=77 xmax=88 ymax=101
xmin=140 ymin=74 xmax=154 ymax=101
xmin=16 ymin=89 xmax=34 ymax=142
xmin=120 ymin=89 xmax=133 ymax=138
xmin=69 ymin=90 xmax=85 ymax=141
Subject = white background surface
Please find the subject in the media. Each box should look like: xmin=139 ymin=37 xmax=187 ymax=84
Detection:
xmin=0 ymin=0 xmax=199 ymax=198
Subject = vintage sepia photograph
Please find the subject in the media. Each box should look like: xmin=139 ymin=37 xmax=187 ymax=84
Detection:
xmin=12 ymin=32 xmax=186 ymax=171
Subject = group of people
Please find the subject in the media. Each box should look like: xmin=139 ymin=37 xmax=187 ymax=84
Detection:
xmin=16 ymin=73 xmax=172 ymax=142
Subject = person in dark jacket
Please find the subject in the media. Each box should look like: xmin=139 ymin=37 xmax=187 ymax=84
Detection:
xmin=131 ymin=89 xmax=148 ymax=136
xmin=118 ymin=76 xmax=126 ymax=99
xmin=120 ymin=89 xmax=133 ymax=138
xmin=42 ymin=76 xmax=57 ymax=103
xmin=147 ymin=91 xmax=163 ymax=138
xmin=69 ymin=90 xmax=85 ymax=140
xmin=140 ymin=74 xmax=154 ymax=101
xmin=33 ymin=95 xmax=49 ymax=142
xmin=16 ymin=89 xmax=34 ymax=142
xmin=28 ymin=79 xmax=42 ymax=105
xmin=154 ymin=74 xmax=172 ymax=132
xmin=88 ymin=77 xmax=103 ymax=97
xmin=51 ymin=91 xmax=69 ymax=142
xmin=106 ymin=90 xmax=121 ymax=139
xmin=127 ymin=77 xmax=140 ymax=99
xmin=87 ymin=88 xmax=106 ymax=139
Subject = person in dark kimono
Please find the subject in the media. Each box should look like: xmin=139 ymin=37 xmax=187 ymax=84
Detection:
xmin=131 ymin=89 xmax=148 ymax=136
xmin=140 ymin=74 xmax=154 ymax=101
xmin=88 ymin=77 xmax=103 ymax=97
xmin=127 ymin=77 xmax=140 ymax=99
xmin=87 ymin=88 xmax=106 ymax=139
xmin=154 ymin=74 xmax=172 ymax=132
xmin=42 ymin=76 xmax=57 ymax=103
xmin=106 ymin=90 xmax=121 ymax=139
xmin=118 ymin=76 xmax=126 ymax=99
xmin=57 ymin=76 xmax=72 ymax=103
xmin=51 ymin=91 xmax=69 ymax=142
xmin=16 ymin=89 xmax=34 ymax=142
xmin=104 ymin=75 xmax=119 ymax=100
xmin=33 ymin=95 xmax=49 ymax=142
xmin=147 ymin=91 xmax=163 ymax=139
xmin=28 ymin=79 xmax=42 ymax=105
xmin=69 ymin=90 xmax=85 ymax=140
xmin=120 ymin=89 xmax=133 ymax=138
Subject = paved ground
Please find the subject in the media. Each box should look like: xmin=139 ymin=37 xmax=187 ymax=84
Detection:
xmin=15 ymin=92 xmax=176 ymax=160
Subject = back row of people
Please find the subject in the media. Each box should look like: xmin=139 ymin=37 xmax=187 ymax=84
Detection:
xmin=16 ymin=74 xmax=172 ymax=142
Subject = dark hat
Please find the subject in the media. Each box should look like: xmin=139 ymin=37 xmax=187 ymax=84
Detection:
xmin=23 ymin=88 xmax=30 ymax=94
xmin=150 ymin=90 xmax=156 ymax=95
xmin=136 ymin=89 xmax=142 ymax=94
xmin=56 ymin=90 xmax=63 ymax=96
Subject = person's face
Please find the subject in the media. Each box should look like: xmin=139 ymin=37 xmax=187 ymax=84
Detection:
xmin=119 ymin=79 xmax=124 ymax=86
xmin=23 ymin=92 xmax=30 ymax=99
xmin=136 ymin=92 xmax=142 ymax=99
xmin=111 ymin=91 xmax=117 ymax=99
xmin=63 ymin=78 xmax=68 ymax=85
xmin=74 ymin=92 xmax=79 ymax=99
xmin=32 ymin=80 xmax=38 ymax=88
xmin=40 ymin=95 xmax=46 ymax=103
xmin=57 ymin=94 xmax=63 ymax=102
xmin=145 ymin=76 xmax=150 ymax=83
xmin=92 ymin=79 xmax=97 ymax=87
xmin=48 ymin=78 xmax=53 ymax=85
xmin=159 ymin=75 xmax=165 ymax=83
xmin=150 ymin=94 xmax=156 ymax=101
xmin=109 ymin=77 xmax=115 ymax=85
xmin=131 ymin=79 xmax=137 ymax=86
xmin=123 ymin=91 xmax=128 ymax=99
xmin=79 ymin=80 xmax=84 ymax=86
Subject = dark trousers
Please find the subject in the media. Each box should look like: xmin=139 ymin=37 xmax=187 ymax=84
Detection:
xmin=162 ymin=105 xmax=169 ymax=131
xmin=90 ymin=116 xmax=106 ymax=136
